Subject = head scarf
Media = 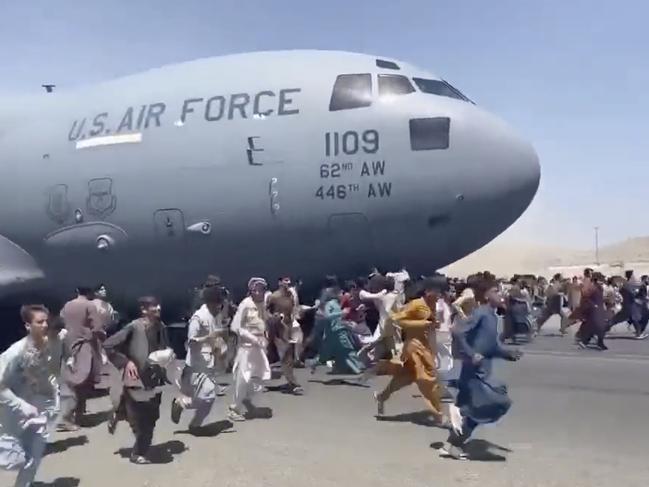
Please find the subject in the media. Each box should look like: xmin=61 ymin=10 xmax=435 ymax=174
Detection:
xmin=248 ymin=277 xmax=267 ymax=291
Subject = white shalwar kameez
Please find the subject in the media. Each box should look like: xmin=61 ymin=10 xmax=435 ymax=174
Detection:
xmin=288 ymin=286 xmax=305 ymax=359
xmin=386 ymin=269 xmax=410 ymax=308
xmin=357 ymin=290 xmax=399 ymax=382
xmin=359 ymin=289 xmax=400 ymax=343
xmin=230 ymin=296 xmax=271 ymax=413
xmin=177 ymin=304 xmax=229 ymax=427
xmin=433 ymin=299 xmax=455 ymax=381
xmin=0 ymin=337 xmax=61 ymax=487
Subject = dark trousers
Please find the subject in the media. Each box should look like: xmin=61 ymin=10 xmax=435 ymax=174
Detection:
xmin=536 ymin=306 xmax=569 ymax=332
xmin=610 ymin=308 xmax=632 ymax=329
xmin=447 ymin=416 xmax=478 ymax=447
xmin=609 ymin=307 xmax=649 ymax=336
xmin=122 ymin=392 xmax=161 ymax=457
xmin=502 ymin=318 xmax=533 ymax=341
xmin=60 ymin=381 xmax=92 ymax=424
xmin=579 ymin=321 xmax=606 ymax=348
xmin=636 ymin=307 xmax=649 ymax=335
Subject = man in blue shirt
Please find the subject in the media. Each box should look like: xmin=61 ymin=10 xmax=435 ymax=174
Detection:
xmin=440 ymin=280 xmax=522 ymax=460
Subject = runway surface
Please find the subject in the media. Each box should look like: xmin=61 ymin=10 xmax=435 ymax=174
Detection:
xmin=2 ymin=317 xmax=648 ymax=487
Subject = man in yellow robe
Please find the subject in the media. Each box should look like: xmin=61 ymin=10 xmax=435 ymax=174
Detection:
xmin=373 ymin=277 xmax=447 ymax=425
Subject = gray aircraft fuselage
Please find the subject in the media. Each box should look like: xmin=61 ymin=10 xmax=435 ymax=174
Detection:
xmin=0 ymin=50 xmax=540 ymax=309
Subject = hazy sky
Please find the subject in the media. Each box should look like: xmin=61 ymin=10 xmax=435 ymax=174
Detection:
xmin=1 ymin=1 xmax=646 ymax=248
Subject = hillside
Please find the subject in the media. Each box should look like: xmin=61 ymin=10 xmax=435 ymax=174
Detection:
xmin=445 ymin=237 xmax=649 ymax=277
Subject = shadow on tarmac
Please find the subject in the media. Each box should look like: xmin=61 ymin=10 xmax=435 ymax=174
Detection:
xmin=32 ymin=478 xmax=81 ymax=487
xmin=245 ymin=406 xmax=273 ymax=419
xmin=78 ymin=410 xmax=111 ymax=428
xmin=175 ymin=420 xmax=235 ymax=437
xmin=45 ymin=435 xmax=89 ymax=456
xmin=115 ymin=440 xmax=187 ymax=464
xmin=431 ymin=440 xmax=511 ymax=462
xmin=308 ymin=378 xmax=369 ymax=388
xmin=377 ymin=410 xmax=440 ymax=427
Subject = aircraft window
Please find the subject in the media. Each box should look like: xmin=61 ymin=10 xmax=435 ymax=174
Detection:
xmin=376 ymin=59 xmax=400 ymax=70
xmin=409 ymin=117 xmax=450 ymax=151
xmin=412 ymin=77 xmax=471 ymax=102
xmin=329 ymin=74 xmax=372 ymax=111
xmin=378 ymin=75 xmax=415 ymax=97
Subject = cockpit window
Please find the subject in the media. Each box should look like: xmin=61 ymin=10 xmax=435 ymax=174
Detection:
xmin=378 ymin=75 xmax=415 ymax=97
xmin=329 ymin=74 xmax=372 ymax=111
xmin=376 ymin=59 xmax=400 ymax=70
xmin=412 ymin=77 xmax=472 ymax=102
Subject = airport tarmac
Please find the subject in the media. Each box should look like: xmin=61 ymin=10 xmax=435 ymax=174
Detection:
xmin=2 ymin=317 xmax=648 ymax=487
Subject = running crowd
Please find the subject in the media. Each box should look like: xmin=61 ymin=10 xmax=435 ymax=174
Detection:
xmin=1 ymin=266 xmax=647 ymax=485
xmin=502 ymin=268 xmax=649 ymax=347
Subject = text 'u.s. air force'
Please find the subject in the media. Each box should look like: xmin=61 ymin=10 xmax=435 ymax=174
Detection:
xmin=68 ymin=88 xmax=301 ymax=141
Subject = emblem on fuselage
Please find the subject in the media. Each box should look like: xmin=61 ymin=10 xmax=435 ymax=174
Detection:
xmin=46 ymin=184 xmax=71 ymax=224
xmin=86 ymin=178 xmax=117 ymax=218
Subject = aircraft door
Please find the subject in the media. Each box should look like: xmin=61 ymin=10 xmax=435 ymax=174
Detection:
xmin=327 ymin=213 xmax=376 ymax=276
xmin=153 ymin=209 xmax=185 ymax=240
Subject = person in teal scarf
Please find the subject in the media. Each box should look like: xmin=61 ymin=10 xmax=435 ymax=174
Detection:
xmin=310 ymin=285 xmax=364 ymax=375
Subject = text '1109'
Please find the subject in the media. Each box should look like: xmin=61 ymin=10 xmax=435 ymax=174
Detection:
xmin=325 ymin=130 xmax=379 ymax=157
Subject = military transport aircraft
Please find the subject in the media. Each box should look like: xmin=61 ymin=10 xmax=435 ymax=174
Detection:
xmin=0 ymin=50 xmax=540 ymax=310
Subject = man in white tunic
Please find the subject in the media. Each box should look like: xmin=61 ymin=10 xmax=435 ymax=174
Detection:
xmin=434 ymin=295 xmax=454 ymax=378
xmin=289 ymin=283 xmax=311 ymax=364
xmin=0 ymin=305 xmax=61 ymax=487
xmin=357 ymin=276 xmax=400 ymax=384
xmin=387 ymin=267 xmax=410 ymax=308
xmin=228 ymin=278 xmax=272 ymax=422
xmin=171 ymin=286 xmax=230 ymax=430
xmin=360 ymin=278 xmax=400 ymax=343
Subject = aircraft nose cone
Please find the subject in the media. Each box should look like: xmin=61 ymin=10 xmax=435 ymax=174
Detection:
xmin=501 ymin=134 xmax=541 ymax=210
xmin=466 ymin=108 xmax=540 ymax=218
xmin=441 ymin=106 xmax=541 ymax=258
